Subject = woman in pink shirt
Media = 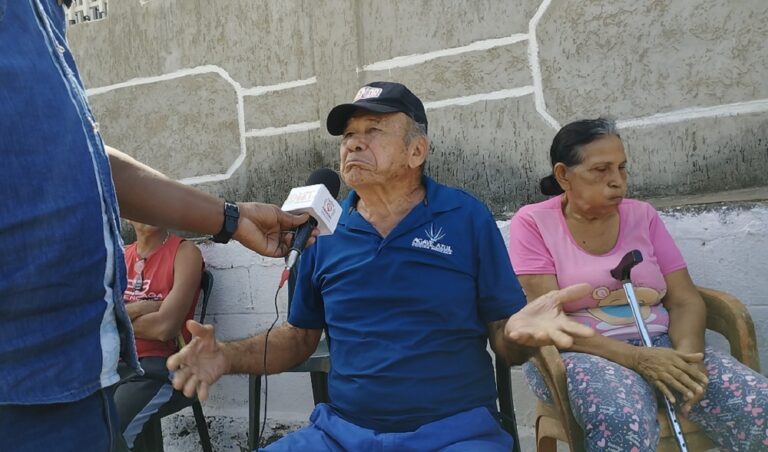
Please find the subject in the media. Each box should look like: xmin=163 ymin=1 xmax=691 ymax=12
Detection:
xmin=508 ymin=118 xmax=767 ymax=451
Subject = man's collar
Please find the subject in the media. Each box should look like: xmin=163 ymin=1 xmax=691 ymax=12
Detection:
xmin=420 ymin=175 xmax=462 ymax=214
xmin=338 ymin=175 xmax=461 ymax=226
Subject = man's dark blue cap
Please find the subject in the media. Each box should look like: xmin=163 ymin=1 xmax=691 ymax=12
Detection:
xmin=326 ymin=81 xmax=428 ymax=136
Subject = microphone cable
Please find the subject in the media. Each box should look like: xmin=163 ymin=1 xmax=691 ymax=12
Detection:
xmin=256 ymin=279 xmax=284 ymax=447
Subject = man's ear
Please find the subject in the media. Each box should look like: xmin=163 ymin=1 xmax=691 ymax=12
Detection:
xmin=408 ymin=136 xmax=429 ymax=169
xmin=553 ymin=162 xmax=570 ymax=191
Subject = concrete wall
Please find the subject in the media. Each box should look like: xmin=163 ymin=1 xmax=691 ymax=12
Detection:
xmin=64 ymin=1 xmax=768 ymax=449
xmin=69 ymin=0 xmax=768 ymax=215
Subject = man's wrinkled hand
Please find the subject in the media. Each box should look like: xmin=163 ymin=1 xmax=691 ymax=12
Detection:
xmin=232 ymin=203 xmax=317 ymax=258
xmin=166 ymin=320 xmax=228 ymax=401
xmin=504 ymin=283 xmax=595 ymax=348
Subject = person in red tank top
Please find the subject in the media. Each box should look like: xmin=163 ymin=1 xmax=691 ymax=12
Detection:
xmin=114 ymin=222 xmax=204 ymax=450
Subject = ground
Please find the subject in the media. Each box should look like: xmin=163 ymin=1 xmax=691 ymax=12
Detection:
xmin=161 ymin=413 xmax=304 ymax=452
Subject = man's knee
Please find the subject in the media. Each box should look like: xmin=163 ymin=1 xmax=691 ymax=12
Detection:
xmin=258 ymin=424 xmax=338 ymax=452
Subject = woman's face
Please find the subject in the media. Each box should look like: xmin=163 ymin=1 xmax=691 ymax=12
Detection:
xmin=558 ymin=134 xmax=628 ymax=210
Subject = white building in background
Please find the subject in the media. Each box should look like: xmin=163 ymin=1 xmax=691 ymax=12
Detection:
xmin=67 ymin=0 xmax=109 ymax=25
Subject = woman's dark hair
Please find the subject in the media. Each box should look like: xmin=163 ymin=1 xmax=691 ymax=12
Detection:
xmin=540 ymin=118 xmax=619 ymax=195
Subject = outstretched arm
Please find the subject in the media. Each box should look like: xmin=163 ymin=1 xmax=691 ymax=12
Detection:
xmin=662 ymin=268 xmax=708 ymax=415
xmin=107 ymin=146 xmax=312 ymax=257
xmin=490 ymin=283 xmax=595 ymax=366
xmin=166 ymin=321 xmax=321 ymax=400
xmin=517 ymin=274 xmax=707 ymax=415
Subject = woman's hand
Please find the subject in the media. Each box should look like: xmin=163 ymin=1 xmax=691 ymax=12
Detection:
xmin=680 ymin=361 xmax=708 ymax=417
xmin=124 ymin=299 xmax=161 ymax=321
xmin=631 ymin=346 xmax=708 ymax=405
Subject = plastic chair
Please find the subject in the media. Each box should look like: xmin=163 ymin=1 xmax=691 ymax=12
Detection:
xmin=134 ymin=269 xmax=215 ymax=452
xmin=248 ymin=262 xmax=523 ymax=451
xmin=531 ymin=286 xmax=761 ymax=452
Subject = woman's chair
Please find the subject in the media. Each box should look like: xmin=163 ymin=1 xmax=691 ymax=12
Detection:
xmin=133 ymin=269 xmax=215 ymax=452
xmin=531 ymin=286 xmax=761 ymax=452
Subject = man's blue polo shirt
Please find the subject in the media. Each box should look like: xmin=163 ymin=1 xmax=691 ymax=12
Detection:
xmin=289 ymin=176 xmax=526 ymax=432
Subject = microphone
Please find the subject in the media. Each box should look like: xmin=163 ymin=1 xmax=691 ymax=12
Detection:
xmin=281 ymin=168 xmax=342 ymax=276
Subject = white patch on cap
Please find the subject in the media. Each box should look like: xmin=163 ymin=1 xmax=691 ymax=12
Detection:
xmin=353 ymin=86 xmax=383 ymax=101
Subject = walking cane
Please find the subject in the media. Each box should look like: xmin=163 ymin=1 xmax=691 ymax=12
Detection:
xmin=611 ymin=250 xmax=689 ymax=451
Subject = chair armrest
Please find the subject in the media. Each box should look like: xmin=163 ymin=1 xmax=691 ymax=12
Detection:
xmin=698 ymin=286 xmax=761 ymax=372
xmin=531 ymin=345 xmax=584 ymax=449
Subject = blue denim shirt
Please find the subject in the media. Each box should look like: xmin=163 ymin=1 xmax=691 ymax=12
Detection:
xmin=0 ymin=0 xmax=139 ymax=404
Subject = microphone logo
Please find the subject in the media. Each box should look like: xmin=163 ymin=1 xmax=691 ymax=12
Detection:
xmin=322 ymin=199 xmax=337 ymax=222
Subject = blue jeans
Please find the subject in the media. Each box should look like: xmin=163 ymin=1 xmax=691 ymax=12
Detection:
xmin=261 ymin=403 xmax=513 ymax=451
xmin=0 ymin=386 xmax=122 ymax=452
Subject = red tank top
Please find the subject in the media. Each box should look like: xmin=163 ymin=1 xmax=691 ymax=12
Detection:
xmin=123 ymin=235 xmax=201 ymax=358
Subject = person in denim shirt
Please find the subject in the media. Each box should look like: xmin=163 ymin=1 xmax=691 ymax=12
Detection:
xmin=0 ymin=2 xmax=310 ymax=451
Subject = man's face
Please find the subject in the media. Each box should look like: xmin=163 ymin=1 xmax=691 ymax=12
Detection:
xmin=339 ymin=111 xmax=413 ymax=189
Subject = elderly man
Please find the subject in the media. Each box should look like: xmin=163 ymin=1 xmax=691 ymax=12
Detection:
xmin=168 ymin=82 xmax=593 ymax=451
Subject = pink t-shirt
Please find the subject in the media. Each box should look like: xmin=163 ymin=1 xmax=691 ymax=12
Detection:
xmin=507 ymin=195 xmax=687 ymax=340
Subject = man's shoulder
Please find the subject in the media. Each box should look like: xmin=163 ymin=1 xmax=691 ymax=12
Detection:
xmin=429 ymin=179 xmax=491 ymax=214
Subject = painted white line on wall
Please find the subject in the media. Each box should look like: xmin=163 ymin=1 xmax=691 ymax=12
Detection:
xmin=85 ymin=65 xmax=320 ymax=185
xmin=528 ymin=0 xmax=560 ymax=130
xmin=424 ymin=86 xmax=534 ymax=110
xmin=244 ymin=121 xmax=321 ymax=138
xmin=241 ymin=77 xmax=317 ymax=97
xmin=87 ymin=65 xmax=249 ymax=186
xmin=618 ymin=98 xmax=768 ymax=129
xmin=362 ymin=35 xmax=529 ymax=72
xmin=85 ymin=65 xmax=244 ymax=96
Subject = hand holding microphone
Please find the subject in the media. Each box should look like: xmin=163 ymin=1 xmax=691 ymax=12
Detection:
xmin=230 ymin=203 xmax=312 ymax=258
xmin=280 ymin=168 xmax=342 ymax=283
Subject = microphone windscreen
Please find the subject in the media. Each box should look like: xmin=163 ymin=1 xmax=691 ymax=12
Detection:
xmin=305 ymin=168 xmax=341 ymax=199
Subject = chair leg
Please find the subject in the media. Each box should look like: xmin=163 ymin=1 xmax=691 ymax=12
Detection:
xmin=136 ymin=416 xmax=164 ymax=452
xmin=248 ymin=374 xmax=262 ymax=451
xmin=537 ymin=435 xmax=557 ymax=452
xmin=309 ymin=371 xmax=329 ymax=405
xmin=535 ymin=416 xmax=557 ymax=452
xmin=191 ymin=401 xmax=212 ymax=452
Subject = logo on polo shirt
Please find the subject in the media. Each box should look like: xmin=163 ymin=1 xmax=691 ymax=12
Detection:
xmin=411 ymin=224 xmax=453 ymax=255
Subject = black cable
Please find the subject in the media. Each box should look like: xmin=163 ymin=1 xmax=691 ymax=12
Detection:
xmin=256 ymin=284 xmax=283 ymax=447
